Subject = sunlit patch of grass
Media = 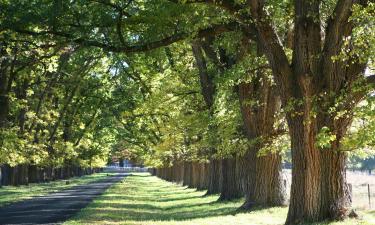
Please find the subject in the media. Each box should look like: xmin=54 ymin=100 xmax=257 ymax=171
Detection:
xmin=0 ymin=172 xmax=108 ymax=207
xmin=65 ymin=173 xmax=375 ymax=225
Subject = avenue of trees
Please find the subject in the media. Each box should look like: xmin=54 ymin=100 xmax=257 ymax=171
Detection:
xmin=1 ymin=0 xmax=375 ymax=224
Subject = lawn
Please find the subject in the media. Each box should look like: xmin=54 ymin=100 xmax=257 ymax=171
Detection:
xmin=0 ymin=172 xmax=108 ymax=207
xmin=65 ymin=173 xmax=375 ymax=225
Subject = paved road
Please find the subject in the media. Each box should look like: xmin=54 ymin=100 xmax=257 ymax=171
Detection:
xmin=0 ymin=173 xmax=126 ymax=225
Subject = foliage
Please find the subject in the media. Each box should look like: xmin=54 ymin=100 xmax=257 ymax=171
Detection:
xmin=0 ymin=0 xmax=374 ymax=171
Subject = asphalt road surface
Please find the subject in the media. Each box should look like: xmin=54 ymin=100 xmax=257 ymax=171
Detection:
xmin=0 ymin=173 xmax=126 ymax=225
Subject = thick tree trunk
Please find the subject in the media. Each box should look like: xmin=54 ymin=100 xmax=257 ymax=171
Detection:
xmin=119 ymin=158 xmax=124 ymax=167
xmin=10 ymin=166 xmax=19 ymax=186
xmin=254 ymin=153 xmax=286 ymax=206
xmin=235 ymin=157 xmax=244 ymax=195
xmin=219 ymin=158 xmax=242 ymax=200
xmin=320 ymin=150 xmax=351 ymax=220
xmin=286 ymin=112 xmax=351 ymax=224
xmin=204 ymin=162 xmax=210 ymax=189
xmin=191 ymin=162 xmax=200 ymax=188
xmin=286 ymin=117 xmax=322 ymax=224
xmin=176 ymin=162 xmax=184 ymax=184
xmin=0 ymin=45 xmax=11 ymax=129
xmin=238 ymin=80 xmax=286 ymax=208
xmin=183 ymin=162 xmax=192 ymax=187
xmin=20 ymin=164 xmax=28 ymax=185
xmin=206 ymin=159 xmax=222 ymax=194
xmin=239 ymin=150 xmax=257 ymax=208
xmin=170 ymin=165 xmax=176 ymax=182
xmin=167 ymin=166 xmax=173 ymax=182
xmin=197 ymin=163 xmax=207 ymax=190
xmin=1 ymin=165 xmax=10 ymax=186
xmin=0 ymin=95 xmax=9 ymax=128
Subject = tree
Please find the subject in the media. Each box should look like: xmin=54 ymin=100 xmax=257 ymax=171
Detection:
xmin=2 ymin=1 xmax=374 ymax=223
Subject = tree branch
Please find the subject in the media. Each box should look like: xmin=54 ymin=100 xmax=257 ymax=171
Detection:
xmin=192 ymin=40 xmax=215 ymax=108
xmin=245 ymin=0 xmax=293 ymax=103
xmin=171 ymin=0 xmax=293 ymax=102
xmin=322 ymin=0 xmax=368 ymax=90
xmin=9 ymin=23 xmax=236 ymax=53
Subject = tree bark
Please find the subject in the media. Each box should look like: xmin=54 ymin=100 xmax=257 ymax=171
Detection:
xmin=238 ymin=78 xmax=286 ymax=208
xmin=192 ymin=162 xmax=201 ymax=188
xmin=320 ymin=150 xmax=351 ymax=220
xmin=197 ymin=163 xmax=207 ymax=190
xmin=183 ymin=161 xmax=192 ymax=187
xmin=238 ymin=150 xmax=257 ymax=208
xmin=254 ymin=153 xmax=286 ymax=206
xmin=206 ymin=159 xmax=222 ymax=194
xmin=219 ymin=158 xmax=242 ymax=200
xmin=0 ymin=44 xmax=11 ymax=129
xmin=177 ymin=162 xmax=184 ymax=184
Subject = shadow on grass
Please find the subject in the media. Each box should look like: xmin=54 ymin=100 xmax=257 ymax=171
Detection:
xmin=77 ymin=175 xmax=249 ymax=223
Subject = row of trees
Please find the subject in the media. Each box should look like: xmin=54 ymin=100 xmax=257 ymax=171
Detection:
xmin=1 ymin=0 xmax=375 ymax=224
xmin=0 ymin=35 xmax=122 ymax=185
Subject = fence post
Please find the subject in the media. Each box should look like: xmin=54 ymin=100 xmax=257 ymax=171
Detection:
xmin=368 ymin=184 xmax=371 ymax=209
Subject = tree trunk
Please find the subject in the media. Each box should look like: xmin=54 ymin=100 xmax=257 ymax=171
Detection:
xmin=254 ymin=153 xmax=286 ymax=206
xmin=219 ymin=158 xmax=242 ymax=200
xmin=285 ymin=106 xmax=352 ymax=224
xmin=286 ymin=116 xmax=322 ymax=224
xmin=28 ymin=165 xmax=38 ymax=183
xmin=1 ymin=165 xmax=10 ymax=186
xmin=19 ymin=164 xmax=28 ymax=185
xmin=206 ymin=159 xmax=222 ymax=194
xmin=10 ymin=166 xmax=19 ymax=186
xmin=183 ymin=162 xmax=192 ymax=187
xmin=203 ymin=162 xmax=210 ymax=189
xmin=238 ymin=80 xmax=286 ymax=208
xmin=197 ymin=163 xmax=207 ymax=190
xmin=238 ymin=150 xmax=257 ymax=208
xmin=320 ymin=150 xmax=351 ymax=220
xmin=176 ymin=162 xmax=184 ymax=184
xmin=119 ymin=158 xmax=124 ymax=167
xmin=0 ymin=44 xmax=11 ymax=129
xmin=0 ymin=94 xmax=9 ymax=128
xmin=191 ymin=162 xmax=200 ymax=188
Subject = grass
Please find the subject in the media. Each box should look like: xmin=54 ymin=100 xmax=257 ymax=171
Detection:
xmin=0 ymin=172 xmax=108 ymax=207
xmin=65 ymin=173 xmax=375 ymax=225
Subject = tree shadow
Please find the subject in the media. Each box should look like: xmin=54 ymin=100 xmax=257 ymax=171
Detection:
xmin=77 ymin=176 xmax=250 ymax=223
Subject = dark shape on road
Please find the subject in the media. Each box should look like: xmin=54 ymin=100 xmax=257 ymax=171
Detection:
xmin=0 ymin=173 xmax=126 ymax=225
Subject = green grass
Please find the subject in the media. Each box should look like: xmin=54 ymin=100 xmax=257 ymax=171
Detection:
xmin=0 ymin=172 xmax=108 ymax=207
xmin=64 ymin=173 xmax=375 ymax=225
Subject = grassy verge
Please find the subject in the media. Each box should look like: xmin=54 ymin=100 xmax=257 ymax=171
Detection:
xmin=65 ymin=173 xmax=375 ymax=225
xmin=0 ymin=172 xmax=108 ymax=207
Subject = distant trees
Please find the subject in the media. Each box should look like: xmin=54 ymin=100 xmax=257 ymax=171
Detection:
xmin=0 ymin=36 xmax=116 ymax=185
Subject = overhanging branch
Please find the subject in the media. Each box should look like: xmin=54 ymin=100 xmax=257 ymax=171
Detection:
xmin=8 ymin=23 xmax=237 ymax=53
